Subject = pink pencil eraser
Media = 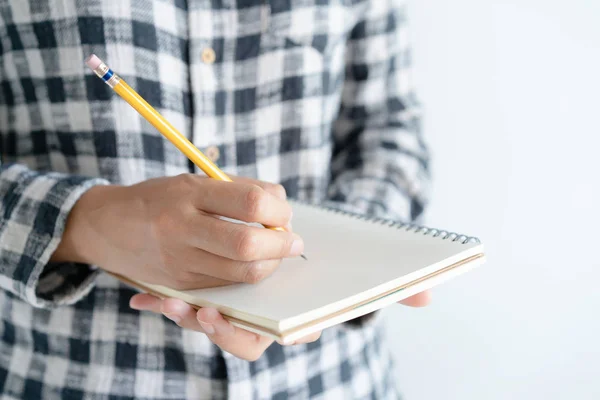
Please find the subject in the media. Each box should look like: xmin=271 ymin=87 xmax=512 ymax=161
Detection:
xmin=85 ymin=54 xmax=102 ymax=70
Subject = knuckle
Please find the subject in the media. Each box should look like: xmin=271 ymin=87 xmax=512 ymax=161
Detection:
xmin=243 ymin=185 xmax=267 ymax=220
xmin=234 ymin=230 xmax=260 ymax=261
xmin=243 ymin=262 xmax=266 ymax=284
xmin=153 ymin=211 xmax=179 ymax=235
xmin=271 ymin=184 xmax=287 ymax=200
xmin=173 ymin=174 xmax=203 ymax=199
xmin=176 ymin=173 xmax=199 ymax=188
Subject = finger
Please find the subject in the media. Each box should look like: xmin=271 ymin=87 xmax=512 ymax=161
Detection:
xmin=130 ymin=293 xmax=162 ymax=311
xmin=294 ymin=331 xmax=322 ymax=344
xmin=230 ymin=176 xmax=287 ymax=200
xmin=178 ymin=247 xmax=283 ymax=284
xmin=398 ymin=290 xmax=432 ymax=307
xmin=196 ymin=307 xmax=274 ymax=362
xmin=277 ymin=331 xmax=322 ymax=346
xmin=130 ymin=294 xmax=213 ymax=331
xmin=188 ymin=213 xmax=304 ymax=261
xmin=159 ymin=298 xmax=209 ymax=330
xmin=191 ymin=179 xmax=292 ymax=227
xmin=132 ymin=296 xmax=275 ymax=361
xmin=131 ymin=295 xmax=199 ymax=330
xmin=228 ymin=179 xmax=293 ymax=230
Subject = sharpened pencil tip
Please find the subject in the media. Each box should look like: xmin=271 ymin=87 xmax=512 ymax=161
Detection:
xmin=300 ymin=254 xmax=308 ymax=261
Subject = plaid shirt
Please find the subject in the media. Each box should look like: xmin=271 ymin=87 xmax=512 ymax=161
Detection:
xmin=0 ymin=0 xmax=429 ymax=398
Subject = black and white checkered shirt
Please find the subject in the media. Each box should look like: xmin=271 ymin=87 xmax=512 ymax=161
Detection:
xmin=0 ymin=0 xmax=430 ymax=398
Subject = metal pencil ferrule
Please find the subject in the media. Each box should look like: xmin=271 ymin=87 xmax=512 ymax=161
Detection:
xmin=92 ymin=63 xmax=120 ymax=88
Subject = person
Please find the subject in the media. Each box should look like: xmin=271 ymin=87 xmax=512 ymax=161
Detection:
xmin=0 ymin=0 xmax=431 ymax=398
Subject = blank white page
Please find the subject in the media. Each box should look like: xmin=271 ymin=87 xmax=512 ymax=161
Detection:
xmin=144 ymin=201 xmax=483 ymax=328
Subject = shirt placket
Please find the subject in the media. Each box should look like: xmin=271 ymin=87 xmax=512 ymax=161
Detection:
xmin=188 ymin=0 xmax=238 ymax=175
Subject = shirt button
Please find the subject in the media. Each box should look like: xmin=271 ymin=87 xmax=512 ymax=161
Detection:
xmin=202 ymin=47 xmax=216 ymax=64
xmin=205 ymin=146 xmax=220 ymax=162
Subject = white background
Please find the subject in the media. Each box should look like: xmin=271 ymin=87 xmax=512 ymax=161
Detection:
xmin=384 ymin=1 xmax=600 ymax=399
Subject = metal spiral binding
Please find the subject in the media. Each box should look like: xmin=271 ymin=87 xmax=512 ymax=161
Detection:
xmin=296 ymin=200 xmax=480 ymax=245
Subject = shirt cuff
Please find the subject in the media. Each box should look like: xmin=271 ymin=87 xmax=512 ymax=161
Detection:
xmin=0 ymin=164 xmax=109 ymax=308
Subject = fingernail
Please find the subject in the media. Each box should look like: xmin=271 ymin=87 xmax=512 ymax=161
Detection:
xmin=198 ymin=321 xmax=215 ymax=335
xmin=289 ymin=238 xmax=304 ymax=256
xmin=129 ymin=298 xmax=145 ymax=310
xmin=164 ymin=313 xmax=181 ymax=324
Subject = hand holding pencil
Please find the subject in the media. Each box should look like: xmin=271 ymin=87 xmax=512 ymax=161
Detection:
xmin=53 ymin=53 xmax=309 ymax=286
xmin=84 ymin=54 xmax=306 ymax=259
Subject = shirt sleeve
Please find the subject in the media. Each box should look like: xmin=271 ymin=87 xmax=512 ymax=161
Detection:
xmin=0 ymin=162 xmax=109 ymax=308
xmin=326 ymin=0 xmax=431 ymax=225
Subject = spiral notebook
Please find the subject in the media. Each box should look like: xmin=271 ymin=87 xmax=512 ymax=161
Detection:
xmin=110 ymin=201 xmax=485 ymax=343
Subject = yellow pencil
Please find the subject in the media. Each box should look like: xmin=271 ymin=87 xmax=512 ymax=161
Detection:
xmin=85 ymin=54 xmax=306 ymax=259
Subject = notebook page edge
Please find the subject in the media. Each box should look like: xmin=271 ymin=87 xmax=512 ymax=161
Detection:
xmin=276 ymin=243 xmax=484 ymax=331
xmin=278 ymin=252 xmax=486 ymax=343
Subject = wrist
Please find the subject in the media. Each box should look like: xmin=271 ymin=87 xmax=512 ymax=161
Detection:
xmin=51 ymin=184 xmax=124 ymax=265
